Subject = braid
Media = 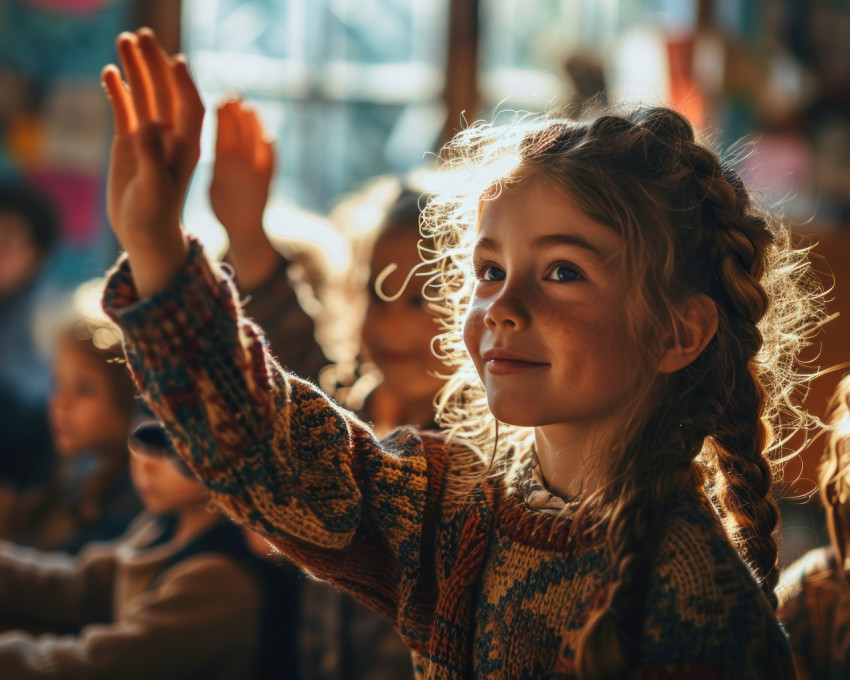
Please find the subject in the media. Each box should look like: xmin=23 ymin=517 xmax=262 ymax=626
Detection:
xmin=691 ymin=157 xmax=783 ymax=607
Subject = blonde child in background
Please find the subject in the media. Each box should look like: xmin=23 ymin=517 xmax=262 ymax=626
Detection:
xmin=0 ymin=416 xmax=267 ymax=679
xmin=778 ymin=374 xmax=850 ymax=679
xmin=100 ymin=29 xmax=825 ymax=679
xmin=10 ymin=313 xmax=142 ymax=553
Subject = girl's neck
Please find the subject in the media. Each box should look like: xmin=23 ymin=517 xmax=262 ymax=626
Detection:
xmin=173 ymin=504 xmax=218 ymax=544
xmin=533 ymin=425 xmax=609 ymax=500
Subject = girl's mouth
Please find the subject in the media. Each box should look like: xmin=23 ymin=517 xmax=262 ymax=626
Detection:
xmin=482 ymin=349 xmax=548 ymax=375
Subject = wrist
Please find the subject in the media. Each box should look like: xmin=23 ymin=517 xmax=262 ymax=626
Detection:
xmin=225 ymin=232 xmax=281 ymax=290
xmin=126 ymin=230 xmax=191 ymax=299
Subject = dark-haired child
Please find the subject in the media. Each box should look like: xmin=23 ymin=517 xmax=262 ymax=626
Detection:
xmin=0 ymin=181 xmax=60 ymax=531
xmin=99 ymin=30 xmax=824 ymax=679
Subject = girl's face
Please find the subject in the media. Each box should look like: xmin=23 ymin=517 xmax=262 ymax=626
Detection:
xmin=49 ymin=340 xmax=131 ymax=457
xmin=130 ymin=454 xmax=207 ymax=515
xmin=362 ymin=226 xmax=445 ymax=404
xmin=463 ymin=177 xmax=644 ymax=436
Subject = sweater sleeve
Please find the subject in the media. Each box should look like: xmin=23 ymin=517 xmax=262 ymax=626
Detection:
xmin=0 ymin=556 xmax=260 ymax=680
xmin=102 ymin=237 xmax=448 ymax=650
xmin=0 ymin=540 xmax=116 ymax=632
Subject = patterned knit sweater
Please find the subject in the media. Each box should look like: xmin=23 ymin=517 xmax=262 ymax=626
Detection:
xmin=102 ymin=238 xmax=795 ymax=680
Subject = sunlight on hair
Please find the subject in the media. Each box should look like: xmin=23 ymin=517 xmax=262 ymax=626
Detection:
xmin=72 ymin=277 xmax=110 ymax=323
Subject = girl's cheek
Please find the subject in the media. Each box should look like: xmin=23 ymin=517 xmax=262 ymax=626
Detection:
xmin=462 ymin=304 xmax=487 ymax=366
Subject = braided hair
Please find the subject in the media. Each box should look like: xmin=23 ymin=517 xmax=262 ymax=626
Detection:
xmin=424 ymin=107 xmax=824 ymax=678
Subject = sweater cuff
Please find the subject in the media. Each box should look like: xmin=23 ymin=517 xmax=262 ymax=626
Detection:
xmin=102 ymin=236 xmax=239 ymax=360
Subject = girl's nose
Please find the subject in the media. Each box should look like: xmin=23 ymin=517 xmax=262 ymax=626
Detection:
xmin=483 ymin=283 xmax=531 ymax=331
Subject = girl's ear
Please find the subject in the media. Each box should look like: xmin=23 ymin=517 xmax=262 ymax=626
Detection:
xmin=657 ymin=294 xmax=718 ymax=374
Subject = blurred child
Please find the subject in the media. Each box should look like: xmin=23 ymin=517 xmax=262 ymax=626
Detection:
xmin=778 ymin=374 xmax=850 ymax=680
xmin=10 ymin=314 xmax=142 ymax=552
xmin=0 ymin=181 xmax=60 ymax=533
xmin=101 ymin=30 xmax=824 ymax=679
xmin=210 ymin=99 xmax=414 ymax=680
xmin=0 ymin=417 xmax=266 ymax=679
xmin=327 ymin=180 xmax=446 ymax=437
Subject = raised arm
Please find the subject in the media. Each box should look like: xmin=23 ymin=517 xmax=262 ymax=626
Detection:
xmin=101 ymin=30 xmax=449 ymax=651
xmin=210 ymin=99 xmax=327 ymax=381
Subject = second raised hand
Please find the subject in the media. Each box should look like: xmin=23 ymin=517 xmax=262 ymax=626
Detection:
xmin=101 ymin=28 xmax=205 ymax=298
xmin=210 ymin=99 xmax=281 ymax=289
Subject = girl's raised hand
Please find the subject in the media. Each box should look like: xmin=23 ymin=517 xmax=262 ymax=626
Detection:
xmin=101 ymin=28 xmax=204 ymax=298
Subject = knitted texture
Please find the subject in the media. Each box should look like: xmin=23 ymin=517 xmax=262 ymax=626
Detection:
xmin=103 ymin=238 xmax=795 ymax=679
xmin=778 ymin=546 xmax=850 ymax=680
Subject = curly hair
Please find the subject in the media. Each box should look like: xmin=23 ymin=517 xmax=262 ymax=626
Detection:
xmin=421 ymin=107 xmax=825 ymax=678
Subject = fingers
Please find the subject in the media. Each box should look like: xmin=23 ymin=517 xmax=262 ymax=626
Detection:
xmin=101 ymin=64 xmax=137 ymax=135
xmin=171 ymin=56 xmax=205 ymax=183
xmin=215 ymin=100 xmax=240 ymax=156
xmin=116 ymin=32 xmax=157 ymax=126
xmin=137 ymin=28 xmax=177 ymax=128
xmin=246 ymin=109 xmax=274 ymax=172
xmin=172 ymin=55 xmax=205 ymax=144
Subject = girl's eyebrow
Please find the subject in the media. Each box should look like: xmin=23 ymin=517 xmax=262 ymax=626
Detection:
xmin=533 ymin=233 xmax=604 ymax=258
xmin=473 ymin=236 xmax=500 ymax=254
xmin=473 ymin=233 xmax=608 ymax=258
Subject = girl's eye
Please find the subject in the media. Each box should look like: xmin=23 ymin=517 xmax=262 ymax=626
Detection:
xmin=547 ymin=264 xmax=581 ymax=282
xmin=477 ymin=264 xmax=506 ymax=282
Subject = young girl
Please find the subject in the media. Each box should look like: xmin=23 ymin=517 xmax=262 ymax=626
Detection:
xmin=778 ymin=375 xmax=850 ymax=679
xmin=11 ymin=313 xmax=142 ymax=552
xmin=100 ymin=29 xmax=823 ymax=678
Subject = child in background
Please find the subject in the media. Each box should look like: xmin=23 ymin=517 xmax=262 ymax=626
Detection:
xmin=10 ymin=314 xmax=143 ymax=552
xmin=326 ymin=179 xmax=446 ymax=438
xmin=0 ymin=416 xmax=268 ymax=679
xmin=101 ymin=30 xmax=825 ymax=678
xmin=778 ymin=375 xmax=850 ymax=679
xmin=0 ymin=181 xmax=60 ymax=535
xmin=210 ymin=99 xmax=415 ymax=680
